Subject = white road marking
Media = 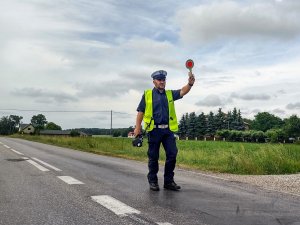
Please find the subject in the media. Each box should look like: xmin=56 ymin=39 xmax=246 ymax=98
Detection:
xmin=10 ymin=149 xmax=24 ymax=155
xmin=31 ymin=157 xmax=62 ymax=171
xmin=22 ymin=157 xmax=50 ymax=172
xmin=3 ymin=145 xmax=10 ymax=149
xmin=91 ymin=195 xmax=140 ymax=217
xmin=0 ymin=141 xmax=3 ymax=144
xmin=57 ymin=176 xmax=84 ymax=185
xmin=157 ymin=223 xmax=173 ymax=225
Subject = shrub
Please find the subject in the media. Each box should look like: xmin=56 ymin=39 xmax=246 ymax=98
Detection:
xmin=70 ymin=130 xmax=80 ymax=137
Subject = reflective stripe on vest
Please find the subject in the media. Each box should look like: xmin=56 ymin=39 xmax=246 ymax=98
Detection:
xmin=144 ymin=89 xmax=178 ymax=132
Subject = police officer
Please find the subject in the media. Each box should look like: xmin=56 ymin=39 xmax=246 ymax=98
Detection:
xmin=134 ymin=70 xmax=195 ymax=191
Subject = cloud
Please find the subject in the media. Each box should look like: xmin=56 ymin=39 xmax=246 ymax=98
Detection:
xmin=75 ymin=68 xmax=153 ymax=98
xmin=277 ymin=89 xmax=286 ymax=95
xmin=195 ymin=95 xmax=224 ymax=107
xmin=272 ymin=108 xmax=285 ymax=115
xmin=252 ymin=109 xmax=261 ymax=114
xmin=231 ymin=92 xmax=271 ymax=101
xmin=286 ymin=102 xmax=300 ymax=109
xmin=12 ymin=88 xmax=78 ymax=103
xmin=176 ymin=1 xmax=300 ymax=44
xmin=1 ymin=0 xmax=300 ymax=129
xmin=200 ymin=65 xmax=223 ymax=74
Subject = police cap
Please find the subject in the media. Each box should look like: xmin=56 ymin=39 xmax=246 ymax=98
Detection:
xmin=151 ymin=70 xmax=167 ymax=80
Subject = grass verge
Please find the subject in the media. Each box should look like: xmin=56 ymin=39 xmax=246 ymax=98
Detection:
xmin=11 ymin=134 xmax=300 ymax=175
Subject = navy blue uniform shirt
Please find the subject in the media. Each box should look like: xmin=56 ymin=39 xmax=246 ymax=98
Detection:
xmin=137 ymin=88 xmax=182 ymax=125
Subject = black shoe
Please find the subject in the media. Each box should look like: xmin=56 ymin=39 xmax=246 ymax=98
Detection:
xmin=149 ymin=182 xmax=160 ymax=191
xmin=164 ymin=181 xmax=181 ymax=191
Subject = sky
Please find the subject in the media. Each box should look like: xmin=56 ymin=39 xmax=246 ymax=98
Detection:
xmin=1 ymin=0 xmax=300 ymax=129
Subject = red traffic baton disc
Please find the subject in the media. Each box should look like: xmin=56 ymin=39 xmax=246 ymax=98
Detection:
xmin=185 ymin=59 xmax=194 ymax=70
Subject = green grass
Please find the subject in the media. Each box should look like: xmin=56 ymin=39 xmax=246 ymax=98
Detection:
xmin=176 ymin=140 xmax=300 ymax=174
xmin=11 ymin=134 xmax=300 ymax=175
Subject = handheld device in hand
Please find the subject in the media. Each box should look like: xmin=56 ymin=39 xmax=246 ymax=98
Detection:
xmin=132 ymin=134 xmax=143 ymax=147
xmin=185 ymin=59 xmax=194 ymax=76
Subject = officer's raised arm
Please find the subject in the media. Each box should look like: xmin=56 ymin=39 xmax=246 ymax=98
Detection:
xmin=180 ymin=71 xmax=195 ymax=97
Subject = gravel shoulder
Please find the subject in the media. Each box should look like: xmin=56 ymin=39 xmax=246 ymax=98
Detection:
xmin=207 ymin=172 xmax=300 ymax=196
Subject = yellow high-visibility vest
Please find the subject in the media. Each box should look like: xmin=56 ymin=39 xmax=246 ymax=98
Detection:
xmin=144 ymin=89 xmax=178 ymax=132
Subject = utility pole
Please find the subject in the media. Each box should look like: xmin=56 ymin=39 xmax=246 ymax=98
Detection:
xmin=110 ymin=110 xmax=112 ymax=136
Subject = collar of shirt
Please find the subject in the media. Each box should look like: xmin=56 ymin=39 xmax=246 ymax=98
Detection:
xmin=153 ymin=87 xmax=165 ymax=94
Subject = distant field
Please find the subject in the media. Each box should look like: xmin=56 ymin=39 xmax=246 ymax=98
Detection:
xmin=91 ymin=135 xmax=112 ymax=138
xmin=12 ymin=135 xmax=300 ymax=175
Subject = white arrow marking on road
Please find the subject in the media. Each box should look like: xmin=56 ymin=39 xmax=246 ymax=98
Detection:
xmin=91 ymin=195 xmax=140 ymax=217
xmin=57 ymin=176 xmax=84 ymax=184
xmin=32 ymin=157 xmax=62 ymax=171
xmin=10 ymin=149 xmax=24 ymax=155
xmin=22 ymin=157 xmax=50 ymax=172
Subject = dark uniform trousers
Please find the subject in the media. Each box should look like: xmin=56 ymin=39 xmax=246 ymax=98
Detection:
xmin=147 ymin=128 xmax=178 ymax=184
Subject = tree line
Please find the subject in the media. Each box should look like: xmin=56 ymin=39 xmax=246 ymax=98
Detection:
xmin=1 ymin=110 xmax=299 ymax=143
xmin=73 ymin=127 xmax=134 ymax=137
xmin=0 ymin=114 xmax=62 ymax=135
xmin=0 ymin=115 xmax=23 ymax=135
xmin=0 ymin=113 xmax=133 ymax=137
xmin=178 ymin=108 xmax=245 ymax=138
xmin=178 ymin=108 xmax=300 ymax=143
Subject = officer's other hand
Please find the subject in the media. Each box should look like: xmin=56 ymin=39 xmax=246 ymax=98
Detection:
xmin=134 ymin=127 xmax=141 ymax=137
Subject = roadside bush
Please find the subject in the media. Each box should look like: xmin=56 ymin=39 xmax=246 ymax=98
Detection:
xmin=266 ymin=129 xmax=286 ymax=143
xmin=251 ymin=131 xmax=266 ymax=142
xmin=242 ymin=131 xmax=251 ymax=142
xmin=216 ymin=130 xmax=230 ymax=139
xmin=70 ymin=130 xmax=80 ymax=137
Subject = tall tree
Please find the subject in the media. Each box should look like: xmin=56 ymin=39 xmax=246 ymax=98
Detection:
xmin=187 ymin=112 xmax=197 ymax=138
xmin=226 ymin=111 xmax=233 ymax=130
xmin=0 ymin=116 xmax=12 ymax=135
xmin=45 ymin=122 xmax=62 ymax=130
xmin=215 ymin=108 xmax=225 ymax=130
xmin=231 ymin=107 xmax=239 ymax=130
xmin=0 ymin=115 xmax=23 ymax=135
xmin=9 ymin=115 xmax=23 ymax=129
xmin=178 ymin=114 xmax=188 ymax=138
xmin=196 ymin=112 xmax=207 ymax=136
xmin=31 ymin=114 xmax=47 ymax=132
xmin=206 ymin=111 xmax=216 ymax=136
xmin=252 ymin=112 xmax=283 ymax=132
xmin=236 ymin=109 xmax=245 ymax=130
xmin=283 ymin=115 xmax=300 ymax=137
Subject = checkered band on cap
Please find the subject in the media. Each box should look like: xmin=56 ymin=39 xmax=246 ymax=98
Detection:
xmin=151 ymin=70 xmax=167 ymax=79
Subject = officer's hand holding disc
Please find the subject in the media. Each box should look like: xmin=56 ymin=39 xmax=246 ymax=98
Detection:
xmin=186 ymin=59 xmax=195 ymax=86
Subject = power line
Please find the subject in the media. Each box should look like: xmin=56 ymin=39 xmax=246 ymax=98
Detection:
xmin=0 ymin=109 xmax=111 ymax=113
xmin=0 ymin=109 xmax=135 ymax=115
xmin=113 ymin=111 xmax=136 ymax=116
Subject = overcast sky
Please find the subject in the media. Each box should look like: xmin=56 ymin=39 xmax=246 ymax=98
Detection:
xmin=1 ymin=0 xmax=300 ymax=129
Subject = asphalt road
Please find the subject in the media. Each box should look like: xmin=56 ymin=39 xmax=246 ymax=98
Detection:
xmin=1 ymin=137 xmax=300 ymax=225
